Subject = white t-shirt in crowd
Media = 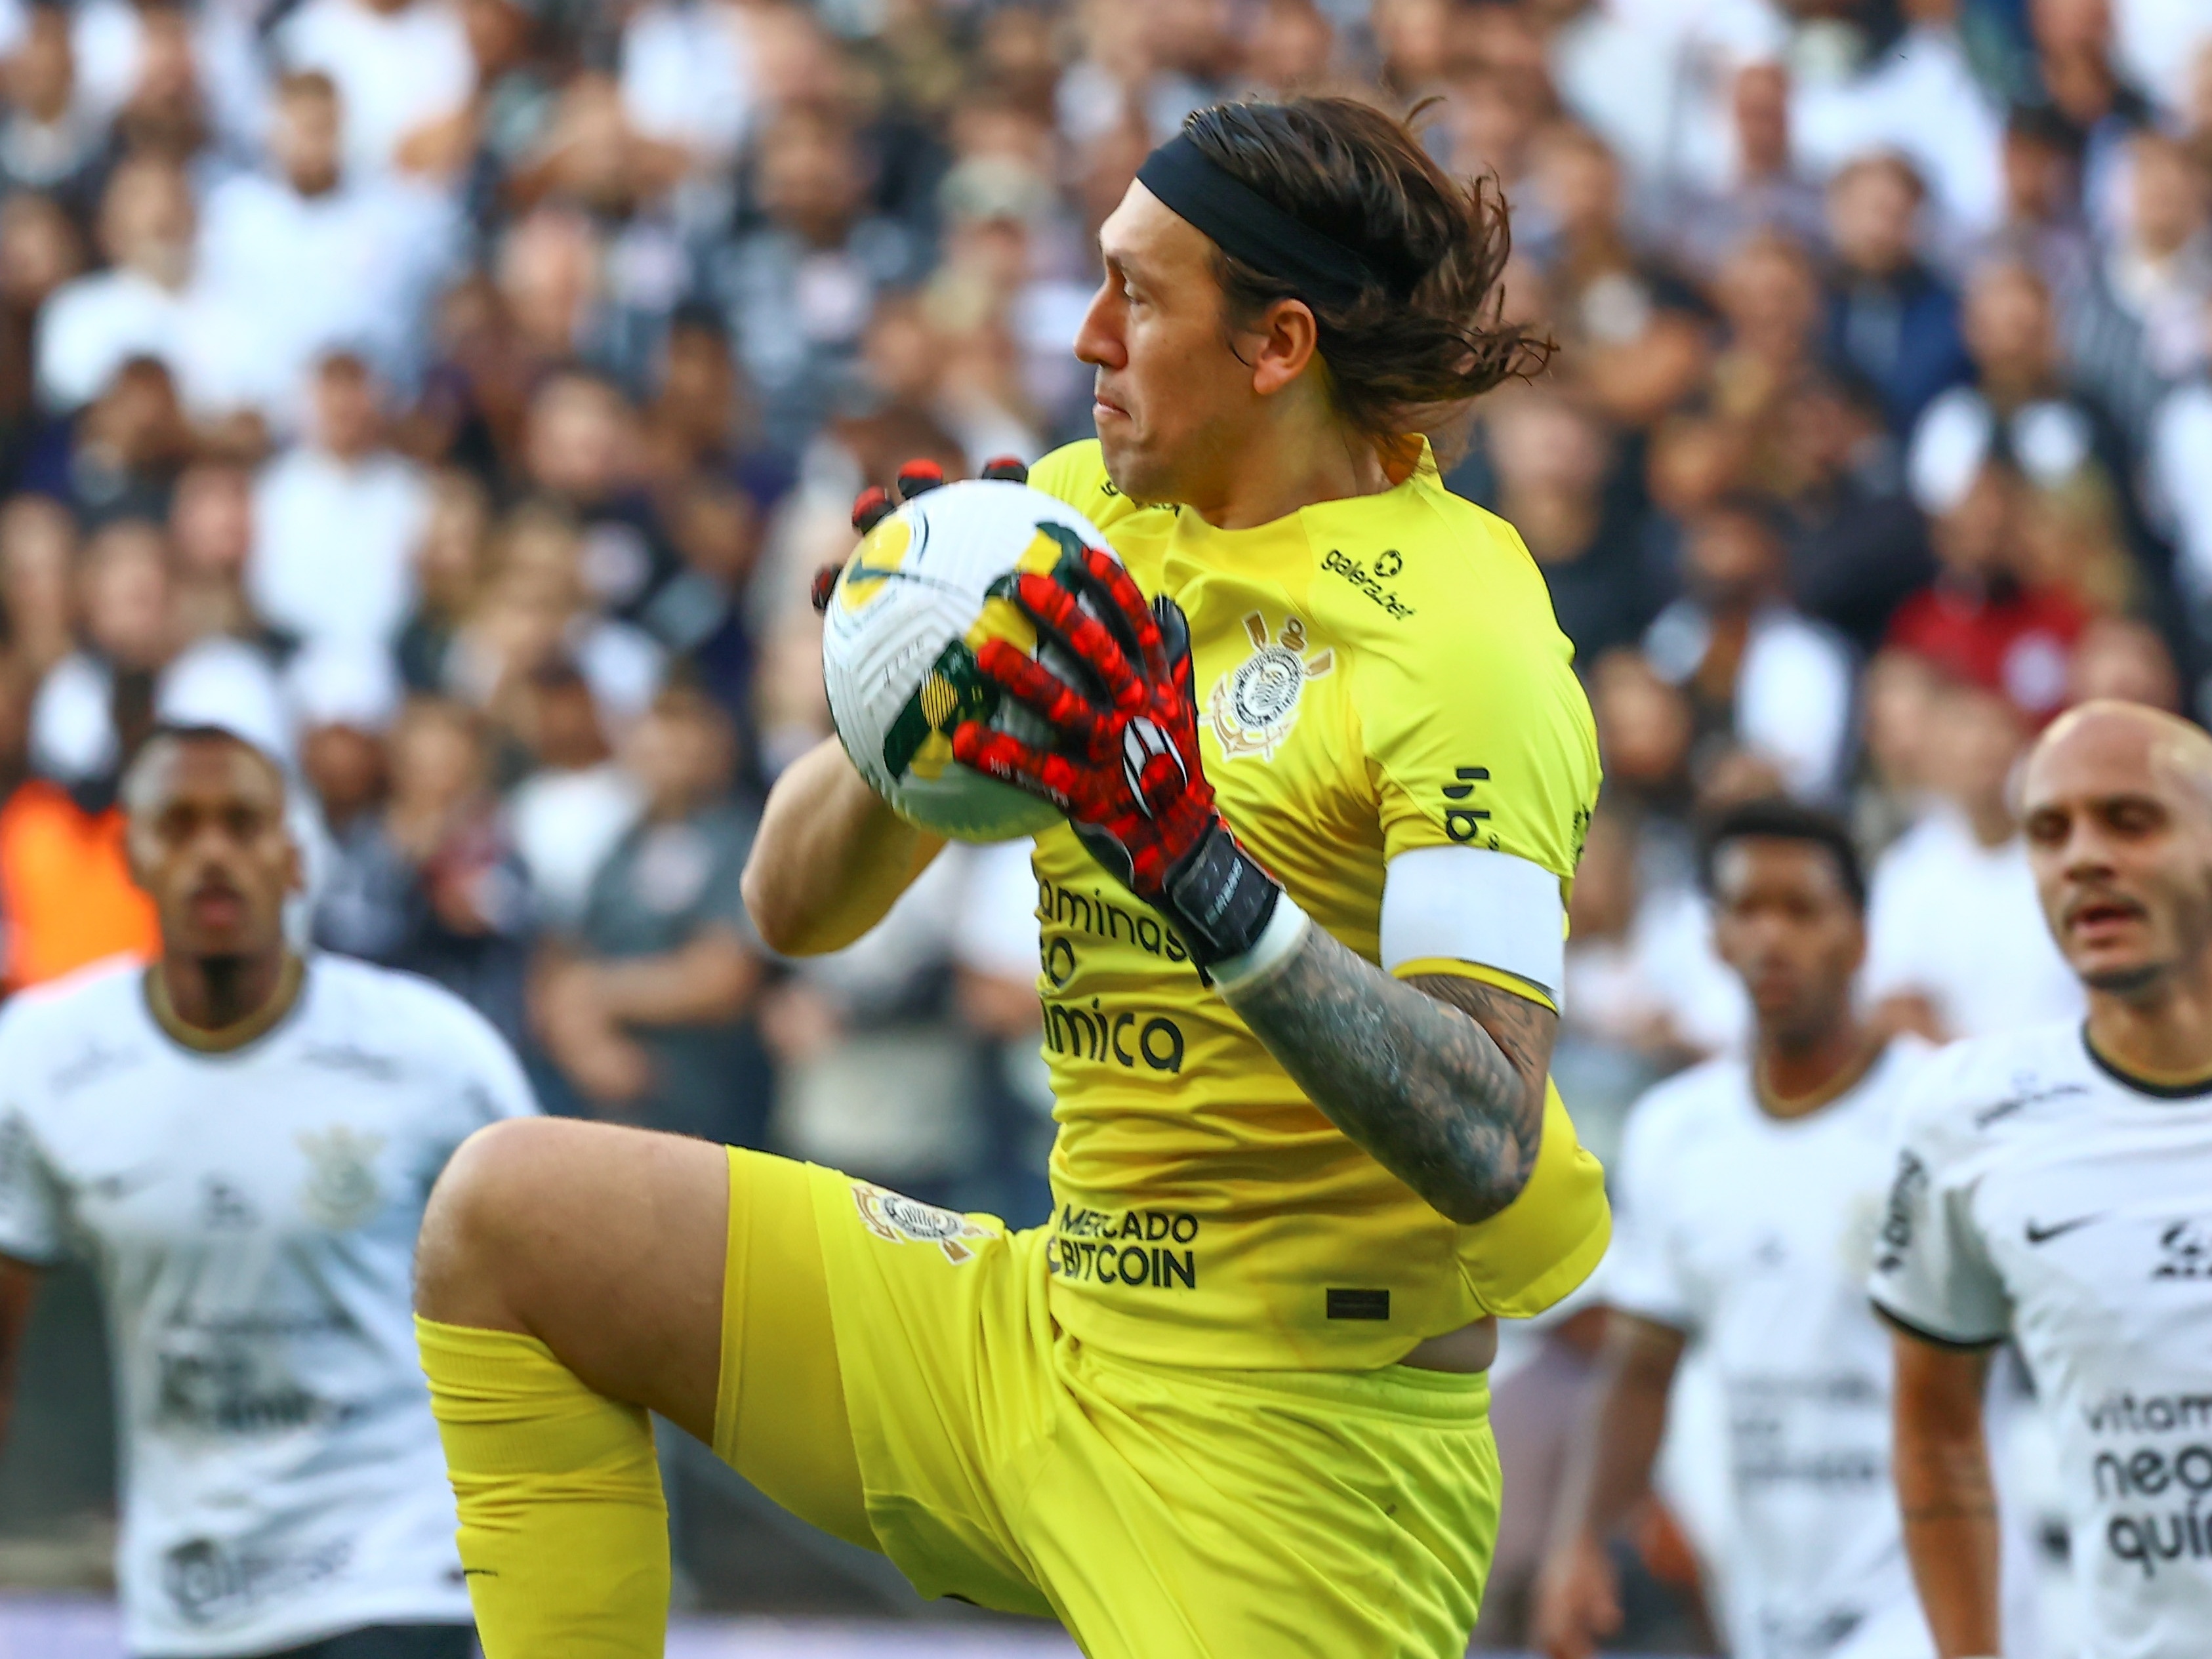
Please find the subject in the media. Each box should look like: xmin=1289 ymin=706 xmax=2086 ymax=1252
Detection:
xmin=197 ymin=171 xmax=461 ymax=411
xmin=1871 ymin=1022 xmax=2212 ymax=1659
xmin=1606 ymin=1037 xmax=1936 ymax=1659
xmin=0 ymin=956 xmax=535 ymax=1658
xmin=274 ymin=0 xmax=473 ymax=176
xmin=250 ymin=445 xmax=432 ymax=651
xmin=619 ymin=0 xmax=755 ymax=163
xmin=1865 ymin=808 xmax=2084 ymax=1039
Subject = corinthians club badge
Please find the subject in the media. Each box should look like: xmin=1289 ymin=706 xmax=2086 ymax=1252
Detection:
xmin=851 ymin=1181 xmax=994 ymax=1264
xmin=1207 ymin=612 xmax=1333 ymax=760
xmin=297 ymin=1126 xmax=386 ymax=1231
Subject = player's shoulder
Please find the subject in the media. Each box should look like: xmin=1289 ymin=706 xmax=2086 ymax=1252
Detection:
xmin=303 ymin=954 xmax=517 ymax=1069
xmin=1892 ymin=1021 xmax=2092 ymax=1156
xmin=1311 ymin=473 xmax=1561 ymax=650
xmin=0 ymin=959 xmax=152 ymax=1118
xmin=1622 ymin=1054 xmax=1748 ymax=1163
xmin=0 ymin=957 xmax=148 ymax=1052
xmin=1027 ymin=441 xmax=1162 ymax=539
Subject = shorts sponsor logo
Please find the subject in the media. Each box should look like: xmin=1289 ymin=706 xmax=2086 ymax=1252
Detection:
xmin=1206 ymin=611 xmax=1331 ymax=761
xmin=163 ymin=1536 xmax=350 ymax=1626
xmin=1050 ymin=1205 xmax=1198 ymax=1291
xmin=851 ymin=1183 xmax=993 ymax=1264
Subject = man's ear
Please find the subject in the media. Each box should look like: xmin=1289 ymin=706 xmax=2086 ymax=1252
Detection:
xmin=1246 ymin=297 xmax=1321 ymax=398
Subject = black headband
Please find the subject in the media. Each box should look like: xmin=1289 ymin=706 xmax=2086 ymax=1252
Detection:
xmin=1136 ymin=133 xmax=1412 ymax=309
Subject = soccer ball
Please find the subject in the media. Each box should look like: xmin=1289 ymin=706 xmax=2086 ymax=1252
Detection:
xmin=821 ymin=478 xmax=1116 ymax=844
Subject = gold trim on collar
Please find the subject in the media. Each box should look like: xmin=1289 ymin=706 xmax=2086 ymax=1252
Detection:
xmin=143 ymin=953 xmax=305 ymax=1054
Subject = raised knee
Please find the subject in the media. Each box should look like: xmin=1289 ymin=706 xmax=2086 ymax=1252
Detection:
xmin=416 ymin=1116 xmax=576 ymax=1326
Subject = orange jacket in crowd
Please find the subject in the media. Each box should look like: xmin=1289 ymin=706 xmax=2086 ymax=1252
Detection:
xmin=0 ymin=779 xmax=158 ymax=993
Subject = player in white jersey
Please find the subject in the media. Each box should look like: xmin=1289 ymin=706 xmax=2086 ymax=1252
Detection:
xmin=1874 ymin=700 xmax=2212 ymax=1659
xmin=1536 ymin=799 xmax=1935 ymax=1659
xmin=0 ymin=725 xmax=535 ymax=1659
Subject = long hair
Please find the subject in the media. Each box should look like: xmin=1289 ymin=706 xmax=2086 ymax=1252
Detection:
xmin=1181 ymin=97 xmax=1551 ymax=445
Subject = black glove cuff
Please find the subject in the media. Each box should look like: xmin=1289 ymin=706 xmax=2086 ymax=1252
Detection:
xmin=1161 ymin=820 xmax=1282 ymax=970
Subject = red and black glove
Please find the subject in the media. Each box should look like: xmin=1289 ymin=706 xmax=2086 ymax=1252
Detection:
xmin=950 ymin=543 xmax=1282 ymax=971
xmin=811 ymin=457 xmax=1031 ymax=614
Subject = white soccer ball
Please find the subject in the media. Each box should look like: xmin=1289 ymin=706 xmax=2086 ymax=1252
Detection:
xmin=821 ymin=478 xmax=1118 ymax=844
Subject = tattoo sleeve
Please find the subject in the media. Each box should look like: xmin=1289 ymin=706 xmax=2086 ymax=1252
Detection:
xmin=1218 ymin=921 xmax=1555 ymax=1224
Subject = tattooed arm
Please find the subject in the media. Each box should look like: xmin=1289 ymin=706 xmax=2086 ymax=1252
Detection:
xmin=1218 ymin=920 xmax=1555 ymax=1225
xmin=1889 ymin=1328 xmax=2001 ymax=1658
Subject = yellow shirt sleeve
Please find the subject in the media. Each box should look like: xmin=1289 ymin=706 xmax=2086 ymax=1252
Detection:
xmin=1349 ymin=502 xmax=1610 ymax=1318
xmin=1351 ymin=514 xmax=1600 ymax=886
xmin=1458 ymin=1085 xmax=1611 ymax=1317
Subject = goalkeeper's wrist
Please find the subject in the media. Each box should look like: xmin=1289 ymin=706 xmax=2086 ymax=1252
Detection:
xmin=1210 ymin=891 xmax=1309 ymax=993
xmin=1160 ymin=819 xmax=1287 ymax=972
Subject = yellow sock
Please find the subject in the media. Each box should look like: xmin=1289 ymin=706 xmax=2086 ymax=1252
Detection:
xmin=417 ymin=1316 xmax=670 ymax=1658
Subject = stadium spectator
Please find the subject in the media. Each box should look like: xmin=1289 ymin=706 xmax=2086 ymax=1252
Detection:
xmin=1662 ymin=62 xmax=1826 ymax=281
xmin=196 ymin=71 xmax=461 ymax=419
xmin=1889 ymin=459 xmax=2089 ymax=722
xmin=1642 ymin=495 xmax=1855 ymax=800
xmin=275 ymin=0 xmax=476 ymax=180
xmin=33 ymin=152 xmax=211 ymax=417
xmin=1772 ymin=375 xmax=1932 ymax=653
xmin=1526 ymin=122 xmax=1708 ymax=432
xmin=1864 ymin=678 xmax=2083 ymax=1040
xmin=312 ymin=693 xmax=533 ymax=1043
xmin=249 ymin=352 xmax=432 ymax=653
xmin=0 ymin=6 xmax=102 ymax=215
xmin=1820 ymin=152 xmax=1971 ymax=435
xmin=504 ymin=660 xmax=641 ymax=928
xmin=704 ymin=104 xmax=926 ymax=447
xmin=535 ymin=680 xmax=766 ymax=1143
xmin=1481 ymin=391 xmax=1652 ymax=659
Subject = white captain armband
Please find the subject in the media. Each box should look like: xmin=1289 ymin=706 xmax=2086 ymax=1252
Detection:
xmin=1380 ymin=845 xmax=1565 ymax=1006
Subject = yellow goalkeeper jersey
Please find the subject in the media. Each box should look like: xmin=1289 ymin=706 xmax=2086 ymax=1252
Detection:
xmin=1019 ymin=440 xmax=1609 ymax=1371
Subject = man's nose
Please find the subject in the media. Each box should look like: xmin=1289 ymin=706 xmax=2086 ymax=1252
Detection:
xmin=1073 ymin=288 xmax=1121 ymax=369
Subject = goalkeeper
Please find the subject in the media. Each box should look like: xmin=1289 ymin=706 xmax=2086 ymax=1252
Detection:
xmin=415 ymin=95 xmax=1608 ymax=1659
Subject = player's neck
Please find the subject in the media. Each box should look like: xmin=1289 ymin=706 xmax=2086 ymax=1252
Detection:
xmin=148 ymin=948 xmax=303 ymax=1053
xmin=1753 ymin=1014 xmax=1879 ymax=1121
xmin=1185 ymin=408 xmax=1394 ymax=531
xmin=2085 ymin=962 xmax=2212 ymax=1092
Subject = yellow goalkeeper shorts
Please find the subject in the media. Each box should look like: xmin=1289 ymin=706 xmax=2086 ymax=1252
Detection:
xmin=718 ymin=1148 xmax=1501 ymax=1658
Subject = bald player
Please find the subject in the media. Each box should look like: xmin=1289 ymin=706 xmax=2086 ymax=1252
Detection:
xmin=1873 ymin=701 xmax=2212 ymax=1659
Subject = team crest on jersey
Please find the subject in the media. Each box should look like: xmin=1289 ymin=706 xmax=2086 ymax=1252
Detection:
xmin=297 ymin=1127 xmax=384 ymax=1230
xmin=851 ymin=1181 xmax=992 ymax=1264
xmin=1206 ymin=612 xmax=1332 ymax=760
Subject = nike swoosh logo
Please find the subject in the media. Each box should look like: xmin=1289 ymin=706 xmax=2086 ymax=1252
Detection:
xmin=2026 ymin=1214 xmax=2104 ymax=1245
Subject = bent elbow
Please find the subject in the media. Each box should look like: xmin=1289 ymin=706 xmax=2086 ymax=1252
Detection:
xmin=1435 ymin=1160 xmax=1534 ymax=1227
xmin=740 ymin=859 xmax=804 ymax=956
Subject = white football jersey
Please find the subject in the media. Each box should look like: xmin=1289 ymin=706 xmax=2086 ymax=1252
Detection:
xmin=1871 ymin=1021 xmax=2212 ymax=1659
xmin=1607 ymin=1038 xmax=1936 ymax=1659
xmin=0 ymin=955 xmax=534 ymax=1658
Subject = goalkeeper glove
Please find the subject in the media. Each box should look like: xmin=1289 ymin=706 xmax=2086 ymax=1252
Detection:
xmin=951 ymin=541 xmax=1290 ymax=975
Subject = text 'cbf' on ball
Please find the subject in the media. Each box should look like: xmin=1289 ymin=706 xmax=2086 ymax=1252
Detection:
xmin=821 ymin=479 xmax=1119 ymax=843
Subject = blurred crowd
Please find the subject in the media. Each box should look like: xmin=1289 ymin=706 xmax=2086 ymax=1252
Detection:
xmin=0 ymin=0 xmax=2200 ymax=1239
